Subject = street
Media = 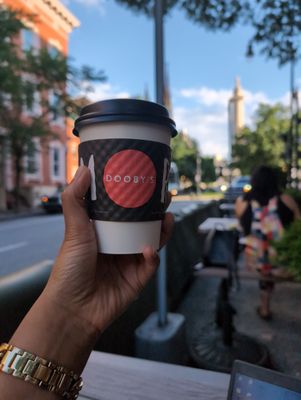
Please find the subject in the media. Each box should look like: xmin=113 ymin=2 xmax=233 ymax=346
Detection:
xmin=0 ymin=214 xmax=64 ymax=277
xmin=0 ymin=200 xmax=205 ymax=277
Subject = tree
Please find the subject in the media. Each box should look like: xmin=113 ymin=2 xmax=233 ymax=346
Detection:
xmin=0 ymin=6 xmax=105 ymax=209
xmin=116 ymin=0 xmax=301 ymax=66
xmin=201 ymin=156 xmax=216 ymax=183
xmin=246 ymin=1 xmax=301 ymax=66
xmin=232 ymin=103 xmax=290 ymax=175
xmin=171 ymin=130 xmax=199 ymax=182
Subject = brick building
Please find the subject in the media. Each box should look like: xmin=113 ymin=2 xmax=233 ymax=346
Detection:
xmin=1 ymin=0 xmax=80 ymax=208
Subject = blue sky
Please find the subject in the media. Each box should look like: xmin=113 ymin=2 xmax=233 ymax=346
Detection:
xmin=62 ymin=0 xmax=300 ymax=157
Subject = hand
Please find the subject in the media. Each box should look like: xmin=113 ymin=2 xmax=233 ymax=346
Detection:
xmin=45 ymin=166 xmax=174 ymax=335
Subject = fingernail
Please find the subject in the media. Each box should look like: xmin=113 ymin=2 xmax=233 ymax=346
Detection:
xmin=143 ymin=245 xmax=157 ymax=258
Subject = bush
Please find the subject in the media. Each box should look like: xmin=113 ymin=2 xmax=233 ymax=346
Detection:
xmin=274 ymin=220 xmax=301 ymax=282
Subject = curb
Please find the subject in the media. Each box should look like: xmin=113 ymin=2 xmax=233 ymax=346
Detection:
xmin=0 ymin=209 xmax=45 ymax=222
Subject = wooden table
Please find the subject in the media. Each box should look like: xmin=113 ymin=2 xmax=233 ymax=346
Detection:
xmin=79 ymin=351 xmax=230 ymax=400
xmin=219 ymin=203 xmax=236 ymax=217
xmin=198 ymin=217 xmax=240 ymax=288
xmin=198 ymin=217 xmax=238 ymax=233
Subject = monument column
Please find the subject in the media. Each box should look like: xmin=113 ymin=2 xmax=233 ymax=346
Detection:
xmin=228 ymin=77 xmax=244 ymax=161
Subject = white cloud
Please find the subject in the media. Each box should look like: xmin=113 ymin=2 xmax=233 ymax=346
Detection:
xmin=85 ymin=83 xmax=130 ymax=102
xmin=175 ymin=85 xmax=292 ymax=158
xmin=62 ymin=0 xmax=106 ymax=15
xmin=180 ymin=87 xmax=232 ymax=107
xmin=174 ymin=106 xmax=229 ymax=158
xmin=77 ymin=80 xmax=293 ymax=160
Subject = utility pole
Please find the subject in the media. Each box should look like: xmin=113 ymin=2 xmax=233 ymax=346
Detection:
xmin=0 ymin=135 xmax=7 ymax=211
xmin=195 ymin=151 xmax=201 ymax=195
xmin=288 ymin=59 xmax=300 ymax=187
xmin=155 ymin=0 xmax=167 ymax=327
xmin=155 ymin=0 xmax=164 ymax=105
xmin=135 ymin=0 xmax=186 ymax=364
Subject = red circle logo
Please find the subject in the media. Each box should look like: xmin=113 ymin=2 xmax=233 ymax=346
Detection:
xmin=103 ymin=149 xmax=157 ymax=208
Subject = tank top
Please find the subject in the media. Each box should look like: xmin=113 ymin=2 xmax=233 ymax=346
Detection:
xmin=244 ymin=197 xmax=284 ymax=274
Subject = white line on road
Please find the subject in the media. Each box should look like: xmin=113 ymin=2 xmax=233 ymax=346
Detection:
xmin=0 ymin=241 xmax=28 ymax=253
xmin=0 ymin=215 xmax=63 ymax=232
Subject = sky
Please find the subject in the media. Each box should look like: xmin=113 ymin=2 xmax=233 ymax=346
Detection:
xmin=62 ymin=0 xmax=300 ymax=158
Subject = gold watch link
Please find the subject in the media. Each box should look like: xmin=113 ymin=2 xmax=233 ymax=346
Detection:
xmin=0 ymin=343 xmax=83 ymax=399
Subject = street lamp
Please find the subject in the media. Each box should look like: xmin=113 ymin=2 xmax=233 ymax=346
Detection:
xmin=155 ymin=0 xmax=164 ymax=106
xmin=135 ymin=1 xmax=186 ymax=365
xmin=154 ymin=0 xmax=168 ymax=328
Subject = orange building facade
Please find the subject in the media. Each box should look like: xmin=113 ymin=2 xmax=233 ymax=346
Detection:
xmin=1 ymin=0 xmax=80 ymax=207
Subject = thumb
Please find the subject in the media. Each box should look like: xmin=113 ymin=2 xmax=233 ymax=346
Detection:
xmin=61 ymin=166 xmax=92 ymax=238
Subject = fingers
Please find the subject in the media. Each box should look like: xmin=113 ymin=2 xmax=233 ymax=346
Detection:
xmin=142 ymin=246 xmax=160 ymax=277
xmin=159 ymin=212 xmax=174 ymax=248
xmin=61 ymin=166 xmax=91 ymax=236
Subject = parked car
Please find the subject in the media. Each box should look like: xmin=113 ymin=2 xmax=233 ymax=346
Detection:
xmin=224 ymin=176 xmax=251 ymax=203
xmin=40 ymin=188 xmax=64 ymax=213
xmin=168 ymin=161 xmax=180 ymax=196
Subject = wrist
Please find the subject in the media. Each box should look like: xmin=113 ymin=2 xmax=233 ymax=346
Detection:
xmin=10 ymin=290 xmax=99 ymax=375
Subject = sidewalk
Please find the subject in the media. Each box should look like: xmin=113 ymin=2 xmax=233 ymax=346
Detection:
xmin=178 ymin=273 xmax=301 ymax=378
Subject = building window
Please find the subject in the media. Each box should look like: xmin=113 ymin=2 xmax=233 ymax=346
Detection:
xmin=22 ymin=29 xmax=39 ymax=52
xmin=26 ymin=150 xmax=37 ymax=174
xmin=48 ymin=90 xmax=64 ymax=125
xmin=24 ymin=89 xmax=41 ymax=116
xmin=48 ymin=44 xmax=59 ymax=57
xmin=47 ymin=38 xmax=63 ymax=57
xmin=24 ymin=138 xmax=41 ymax=180
xmin=53 ymin=148 xmax=60 ymax=177
xmin=50 ymin=142 xmax=65 ymax=182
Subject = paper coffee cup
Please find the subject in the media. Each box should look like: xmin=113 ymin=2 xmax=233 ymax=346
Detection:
xmin=73 ymin=99 xmax=177 ymax=254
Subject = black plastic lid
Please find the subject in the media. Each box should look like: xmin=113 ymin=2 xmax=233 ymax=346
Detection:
xmin=73 ymin=99 xmax=177 ymax=137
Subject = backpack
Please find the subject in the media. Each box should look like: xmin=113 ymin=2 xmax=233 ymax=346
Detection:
xmin=244 ymin=197 xmax=284 ymax=274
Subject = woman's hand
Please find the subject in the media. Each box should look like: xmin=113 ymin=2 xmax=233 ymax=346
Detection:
xmin=0 ymin=166 xmax=174 ymax=398
xmin=45 ymin=165 xmax=174 ymax=335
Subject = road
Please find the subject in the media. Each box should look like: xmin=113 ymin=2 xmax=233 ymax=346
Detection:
xmin=0 ymin=200 xmax=206 ymax=277
xmin=0 ymin=214 xmax=64 ymax=277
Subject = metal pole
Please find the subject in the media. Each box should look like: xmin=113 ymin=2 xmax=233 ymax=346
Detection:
xmin=0 ymin=136 xmax=7 ymax=211
xmin=195 ymin=151 xmax=201 ymax=195
xmin=155 ymin=0 xmax=164 ymax=105
xmin=288 ymin=60 xmax=295 ymax=186
xmin=157 ymin=247 xmax=167 ymax=326
xmin=155 ymin=0 xmax=167 ymax=327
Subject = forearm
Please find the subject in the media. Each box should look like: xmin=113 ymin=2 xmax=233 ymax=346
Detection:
xmin=0 ymin=289 xmax=100 ymax=399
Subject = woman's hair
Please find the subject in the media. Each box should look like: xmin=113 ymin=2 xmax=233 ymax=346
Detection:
xmin=247 ymin=165 xmax=280 ymax=205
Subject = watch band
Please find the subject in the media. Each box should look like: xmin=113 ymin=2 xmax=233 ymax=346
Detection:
xmin=0 ymin=343 xmax=83 ymax=399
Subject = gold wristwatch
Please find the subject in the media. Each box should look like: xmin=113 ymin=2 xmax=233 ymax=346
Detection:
xmin=0 ymin=343 xmax=83 ymax=399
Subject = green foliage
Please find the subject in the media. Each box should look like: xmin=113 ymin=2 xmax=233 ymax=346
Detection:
xmin=171 ymin=131 xmax=199 ymax=182
xmin=232 ymin=103 xmax=290 ymax=175
xmin=182 ymin=0 xmax=245 ymax=31
xmin=274 ymin=220 xmax=301 ymax=282
xmin=0 ymin=6 xmax=105 ymax=207
xmin=246 ymin=1 xmax=301 ymax=66
xmin=116 ymin=0 xmax=244 ymax=28
xmin=116 ymin=0 xmax=301 ymax=66
xmin=171 ymin=131 xmax=216 ymax=183
xmin=115 ymin=0 xmax=178 ymax=16
xmin=201 ymin=156 xmax=216 ymax=182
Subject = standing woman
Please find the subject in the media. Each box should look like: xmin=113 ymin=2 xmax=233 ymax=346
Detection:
xmin=235 ymin=166 xmax=301 ymax=320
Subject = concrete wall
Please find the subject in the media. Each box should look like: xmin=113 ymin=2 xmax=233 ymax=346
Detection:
xmin=0 ymin=201 xmax=220 ymax=355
